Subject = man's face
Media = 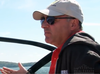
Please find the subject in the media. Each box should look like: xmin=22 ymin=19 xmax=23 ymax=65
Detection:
xmin=41 ymin=15 xmax=72 ymax=47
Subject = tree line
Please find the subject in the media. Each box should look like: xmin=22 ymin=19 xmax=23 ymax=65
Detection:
xmin=0 ymin=61 xmax=50 ymax=67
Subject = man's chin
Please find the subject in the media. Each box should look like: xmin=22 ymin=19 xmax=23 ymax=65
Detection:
xmin=45 ymin=38 xmax=51 ymax=44
xmin=45 ymin=40 xmax=50 ymax=44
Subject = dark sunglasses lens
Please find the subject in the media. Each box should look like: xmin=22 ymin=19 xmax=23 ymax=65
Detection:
xmin=40 ymin=17 xmax=45 ymax=24
xmin=47 ymin=16 xmax=55 ymax=25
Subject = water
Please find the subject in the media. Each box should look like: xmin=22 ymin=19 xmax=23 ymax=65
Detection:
xmin=0 ymin=66 xmax=50 ymax=74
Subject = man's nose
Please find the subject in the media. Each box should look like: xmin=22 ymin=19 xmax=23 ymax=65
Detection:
xmin=41 ymin=20 xmax=50 ymax=28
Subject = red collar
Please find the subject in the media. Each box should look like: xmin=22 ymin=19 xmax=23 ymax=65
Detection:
xmin=49 ymin=44 xmax=63 ymax=74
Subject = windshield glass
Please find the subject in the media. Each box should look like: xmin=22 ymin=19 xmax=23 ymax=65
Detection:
xmin=0 ymin=0 xmax=100 ymax=74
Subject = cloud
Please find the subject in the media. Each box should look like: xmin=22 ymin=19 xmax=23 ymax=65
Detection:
xmin=0 ymin=0 xmax=5 ymax=7
xmin=0 ymin=32 xmax=11 ymax=37
xmin=0 ymin=53 xmax=4 ymax=56
xmin=83 ymin=23 xmax=100 ymax=26
xmin=17 ymin=0 xmax=35 ymax=10
xmin=0 ymin=0 xmax=36 ymax=11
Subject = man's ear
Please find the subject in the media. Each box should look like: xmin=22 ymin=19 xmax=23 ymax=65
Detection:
xmin=71 ymin=19 xmax=79 ymax=30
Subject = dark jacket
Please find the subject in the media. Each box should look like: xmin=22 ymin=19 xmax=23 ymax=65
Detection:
xmin=55 ymin=32 xmax=100 ymax=74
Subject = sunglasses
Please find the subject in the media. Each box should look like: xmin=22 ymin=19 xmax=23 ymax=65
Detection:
xmin=40 ymin=16 xmax=75 ymax=25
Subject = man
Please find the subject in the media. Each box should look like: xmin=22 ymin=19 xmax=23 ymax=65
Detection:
xmin=1 ymin=0 xmax=100 ymax=74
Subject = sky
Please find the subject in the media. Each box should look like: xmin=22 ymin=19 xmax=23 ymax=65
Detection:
xmin=0 ymin=0 xmax=100 ymax=63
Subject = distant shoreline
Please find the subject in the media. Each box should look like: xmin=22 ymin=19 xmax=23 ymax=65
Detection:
xmin=0 ymin=61 xmax=50 ymax=67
